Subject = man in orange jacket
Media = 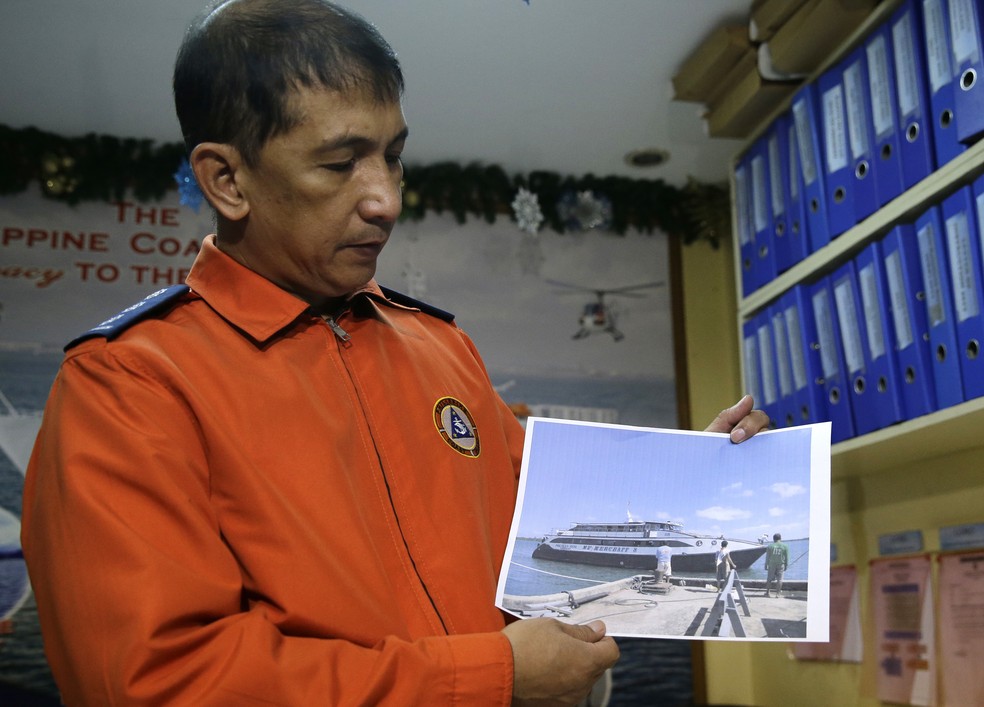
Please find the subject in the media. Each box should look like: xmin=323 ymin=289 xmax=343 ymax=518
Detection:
xmin=21 ymin=1 xmax=769 ymax=704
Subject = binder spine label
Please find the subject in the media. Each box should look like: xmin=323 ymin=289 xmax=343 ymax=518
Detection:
xmin=744 ymin=331 xmax=761 ymax=401
xmin=773 ymin=312 xmax=794 ymax=397
xmin=813 ymin=289 xmax=840 ymax=378
xmin=885 ymin=249 xmax=915 ymax=349
xmin=788 ymin=124 xmax=801 ymax=200
xmin=752 ymin=154 xmax=769 ymax=233
xmin=823 ymin=85 xmax=849 ymax=172
xmin=867 ymin=35 xmax=895 ymax=139
xmin=844 ymin=62 xmax=871 ymax=159
xmin=784 ymin=305 xmax=809 ymax=390
xmin=976 ymin=191 xmax=984 ymax=267
xmin=893 ymin=13 xmax=920 ymax=119
xmin=735 ymin=165 xmax=751 ymax=246
xmin=793 ymin=98 xmax=819 ymax=185
xmin=768 ymin=134 xmax=785 ymax=217
xmin=917 ymin=221 xmax=947 ymax=326
xmin=944 ymin=211 xmax=979 ymax=322
xmin=949 ymin=0 xmax=980 ymax=65
xmin=834 ymin=276 xmax=866 ymax=374
xmin=757 ymin=323 xmax=778 ymax=405
xmin=859 ymin=263 xmax=887 ymax=360
xmin=924 ymin=0 xmax=953 ymax=93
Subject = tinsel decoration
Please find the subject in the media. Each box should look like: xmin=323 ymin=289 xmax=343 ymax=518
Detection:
xmin=40 ymin=153 xmax=79 ymax=198
xmin=510 ymin=187 xmax=544 ymax=234
xmin=556 ymin=189 xmax=612 ymax=231
xmin=678 ymin=177 xmax=731 ymax=249
xmin=0 ymin=124 xmax=186 ymax=205
xmin=173 ymin=159 xmax=205 ymax=212
xmin=401 ymin=162 xmax=513 ymax=226
xmin=0 ymin=123 xmax=728 ymax=248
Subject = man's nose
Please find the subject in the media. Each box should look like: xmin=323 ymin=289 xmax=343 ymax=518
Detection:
xmin=359 ymin=160 xmax=403 ymax=224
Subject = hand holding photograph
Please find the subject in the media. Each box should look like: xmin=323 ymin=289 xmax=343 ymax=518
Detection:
xmin=495 ymin=418 xmax=831 ymax=641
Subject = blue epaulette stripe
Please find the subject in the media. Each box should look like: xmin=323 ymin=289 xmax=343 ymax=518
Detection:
xmin=65 ymin=284 xmax=191 ymax=351
xmin=378 ymin=286 xmax=455 ymax=323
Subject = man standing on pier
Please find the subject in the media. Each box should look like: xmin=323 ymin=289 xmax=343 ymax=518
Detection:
xmin=765 ymin=533 xmax=790 ymax=597
xmin=656 ymin=543 xmax=673 ymax=583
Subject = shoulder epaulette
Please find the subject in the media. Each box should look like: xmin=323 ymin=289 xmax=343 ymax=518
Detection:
xmin=378 ymin=286 xmax=455 ymax=323
xmin=65 ymin=284 xmax=191 ymax=351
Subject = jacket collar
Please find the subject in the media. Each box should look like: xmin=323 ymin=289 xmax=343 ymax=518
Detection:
xmin=186 ymin=235 xmax=383 ymax=343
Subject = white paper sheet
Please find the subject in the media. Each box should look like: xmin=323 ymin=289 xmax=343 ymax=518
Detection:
xmin=495 ymin=418 xmax=831 ymax=641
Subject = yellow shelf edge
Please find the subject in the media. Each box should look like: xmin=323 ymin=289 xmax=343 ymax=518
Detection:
xmin=830 ymin=396 xmax=984 ymax=479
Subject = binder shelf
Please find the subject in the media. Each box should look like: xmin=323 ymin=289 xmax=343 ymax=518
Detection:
xmin=736 ymin=138 xmax=984 ymax=475
xmin=731 ymin=0 xmax=984 ymax=479
xmin=738 ymin=138 xmax=984 ymax=318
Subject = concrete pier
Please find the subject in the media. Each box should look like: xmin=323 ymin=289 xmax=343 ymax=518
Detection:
xmin=503 ymin=574 xmax=809 ymax=639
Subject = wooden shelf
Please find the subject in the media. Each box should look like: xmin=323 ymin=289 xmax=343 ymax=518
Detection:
xmin=830 ymin=396 xmax=984 ymax=479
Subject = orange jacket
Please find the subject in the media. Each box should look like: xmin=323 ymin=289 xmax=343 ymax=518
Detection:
xmin=22 ymin=236 xmax=525 ymax=706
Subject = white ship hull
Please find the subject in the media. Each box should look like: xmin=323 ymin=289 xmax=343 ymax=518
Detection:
xmin=532 ymin=520 xmax=768 ymax=572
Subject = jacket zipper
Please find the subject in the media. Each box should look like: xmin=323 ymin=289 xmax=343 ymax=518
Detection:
xmin=323 ymin=308 xmax=449 ymax=634
xmin=324 ymin=315 xmax=352 ymax=345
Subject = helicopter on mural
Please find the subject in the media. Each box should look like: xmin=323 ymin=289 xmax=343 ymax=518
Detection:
xmin=546 ymin=280 xmax=664 ymax=341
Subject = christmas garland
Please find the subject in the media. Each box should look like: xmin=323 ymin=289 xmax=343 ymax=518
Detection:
xmin=0 ymin=124 xmax=729 ymax=247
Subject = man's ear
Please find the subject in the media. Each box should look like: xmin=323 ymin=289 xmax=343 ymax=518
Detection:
xmin=189 ymin=143 xmax=250 ymax=222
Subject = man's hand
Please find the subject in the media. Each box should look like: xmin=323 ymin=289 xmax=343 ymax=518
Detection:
xmin=704 ymin=394 xmax=771 ymax=443
xmin=503 ymin=618 xmax=619 ymax=707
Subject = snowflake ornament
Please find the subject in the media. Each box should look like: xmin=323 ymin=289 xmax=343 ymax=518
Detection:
xmin=173 ymin=158 xmax=205 ymax=212
xmin=556 ymin=189 xmax=612 ymax=231
xmin=511 ymin=187 xmax=544 ymax=235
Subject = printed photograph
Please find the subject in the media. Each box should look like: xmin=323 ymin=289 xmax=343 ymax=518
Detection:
xmin=496 ymin=418 xmax=830 ymax=641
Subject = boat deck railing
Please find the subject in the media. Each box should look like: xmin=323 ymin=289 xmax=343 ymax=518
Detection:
xmin=557 ymin=531 xmax=648 ymax=538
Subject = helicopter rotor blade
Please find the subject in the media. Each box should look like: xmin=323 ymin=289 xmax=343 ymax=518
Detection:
xmin=600 ymin=281 xmax=666 ymax=299
xmin=606 ymin=281 xmax=665 ymax=294
xmin=545 ymin=279 xmax=664 ymax=296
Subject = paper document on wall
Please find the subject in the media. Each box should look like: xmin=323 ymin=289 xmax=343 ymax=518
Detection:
xmin=792 ymin=564 xmax=862 ymax=662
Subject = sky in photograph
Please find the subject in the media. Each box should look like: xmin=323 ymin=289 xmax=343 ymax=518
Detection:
xmin=513 ymin=419 xmax=818 ymax=543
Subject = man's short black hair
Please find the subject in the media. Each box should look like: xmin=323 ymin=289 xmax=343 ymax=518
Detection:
xmin=773 ymin=533 xmax=781 ymax=541
xmin=173 ymin=0 xmax=404 ymax=164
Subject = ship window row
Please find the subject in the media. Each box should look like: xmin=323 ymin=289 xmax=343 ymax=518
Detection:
xmin=552 ymin=538 xmax=689 ymax=548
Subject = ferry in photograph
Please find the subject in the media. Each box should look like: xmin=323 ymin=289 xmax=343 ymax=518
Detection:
xmin=531 ymin=519 xmax=768 ymax=573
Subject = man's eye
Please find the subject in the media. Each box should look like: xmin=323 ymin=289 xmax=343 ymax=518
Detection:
xmin=323 ymin=159 xmax=356 ymax=172
xmin=386 ymin=154 xmax=403 ymax=166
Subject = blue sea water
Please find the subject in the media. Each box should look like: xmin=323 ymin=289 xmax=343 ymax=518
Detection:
xmin=505 ymin=537 xmax=812 ymax=597
xmin=0 ymin=558 xmax=27 ymax=617
xmin=0 ymin=349 xmax=60 ymax=697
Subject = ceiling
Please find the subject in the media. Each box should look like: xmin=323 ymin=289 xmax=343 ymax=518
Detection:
xmin=0 ymin=0 xmax=753 ymax=188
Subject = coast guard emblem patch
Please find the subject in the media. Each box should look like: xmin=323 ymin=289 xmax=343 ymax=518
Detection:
xmin=433 ymin=397 xmax=481 ymax=457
